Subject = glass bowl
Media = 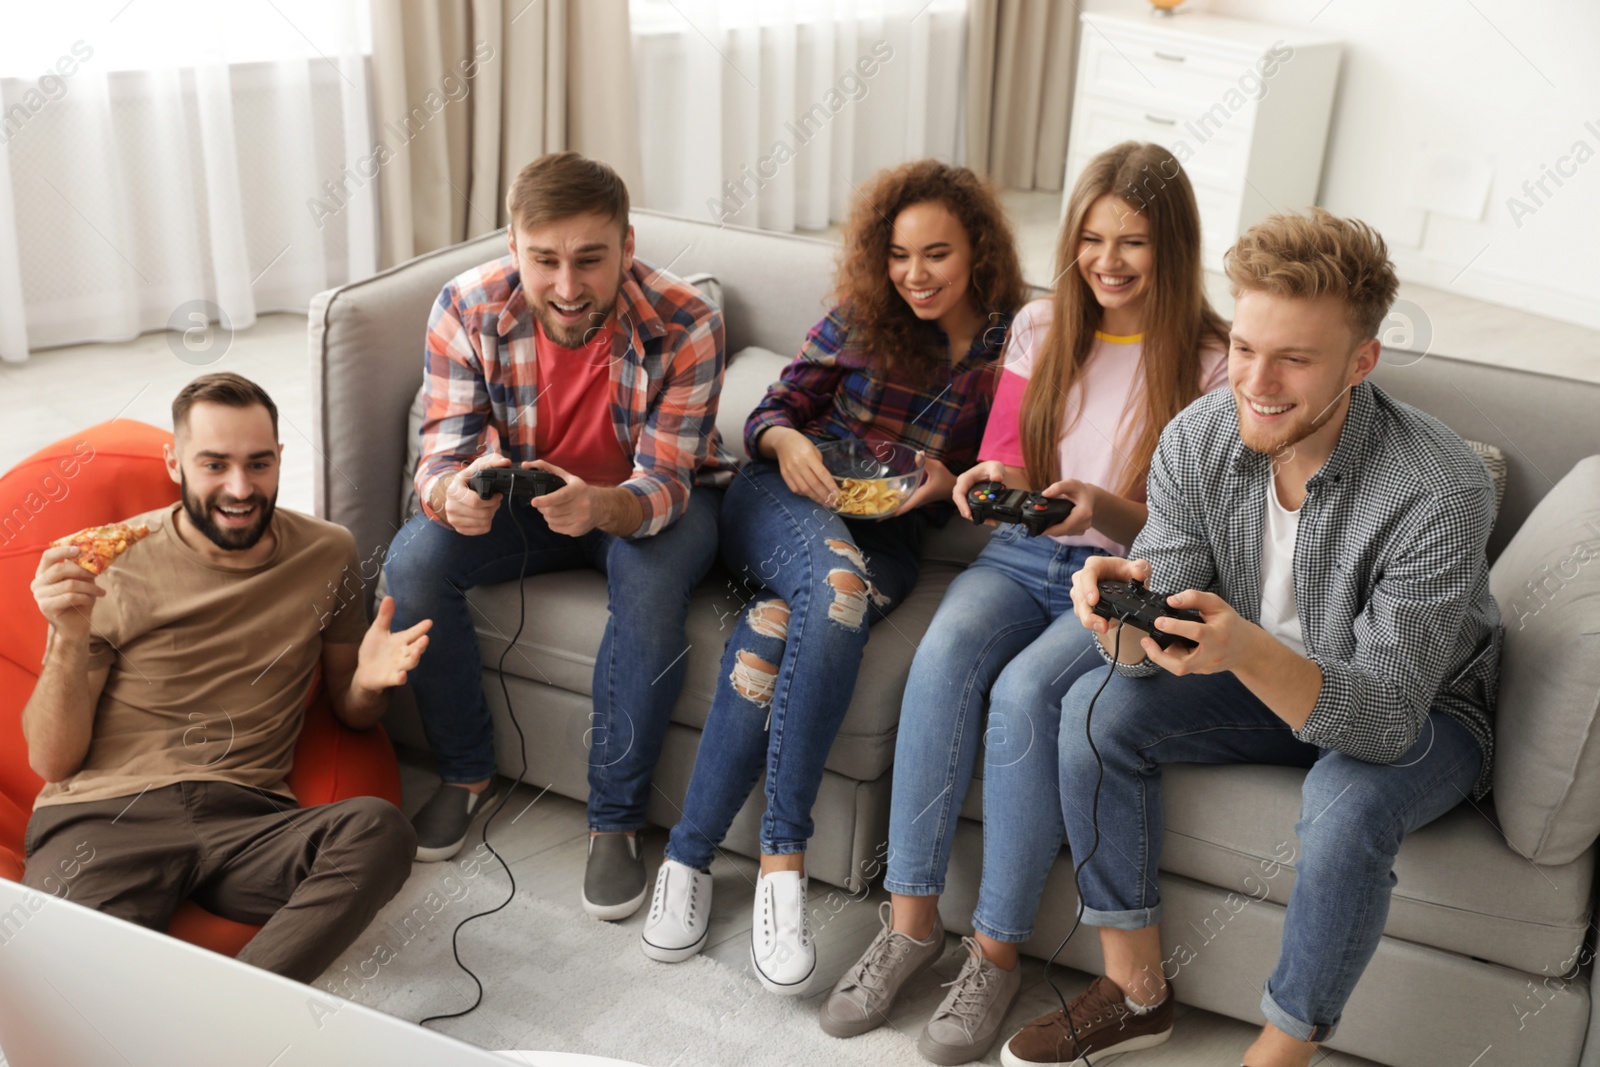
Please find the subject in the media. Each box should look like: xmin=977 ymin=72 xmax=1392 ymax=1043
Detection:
xmin=816 ymin=439 xmax=925 ymax=519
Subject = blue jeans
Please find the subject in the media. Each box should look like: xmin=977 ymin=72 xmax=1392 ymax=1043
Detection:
xmin=383 ymin=489 xmax=722 ymax=832
xmin=1057 ymin=667 xmax=1483 ymax=1042
xmin=665 ymin=461 xmax=924 ymax=870
xmin=885 ymin=524 xmax=1105 ymax=942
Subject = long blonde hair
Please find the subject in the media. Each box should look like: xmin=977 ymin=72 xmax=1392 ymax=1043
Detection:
xmin=1020 ymin=142 xmax=1229 ymax=495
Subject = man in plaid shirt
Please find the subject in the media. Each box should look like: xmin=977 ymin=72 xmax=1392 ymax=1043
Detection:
xmin=1001 ymin=210 xmax=1501 ymax=1067
xmin=384 ymin=152 xmax=733 ymax=921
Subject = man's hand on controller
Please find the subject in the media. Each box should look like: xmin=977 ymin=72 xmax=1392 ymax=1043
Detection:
xmin=952 ymin=461 xmax=1008 ymax=522
xmin=1071 ymin=555 xmax=1160 ymax=664
xmin=522 ymin=460 xmax=603 ymax=536
xmin=1070 ymin=555 xmax=1149 ymax=634
xmin=1141 ymin=590 xmax=1265 ymax=676
xmin=1038 ymin=478 xmax=1097 ymax=537
xmin=443 ymin=453 xmax=511 ymax=536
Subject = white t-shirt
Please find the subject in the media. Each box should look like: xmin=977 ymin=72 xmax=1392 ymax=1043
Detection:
xmin=1258 ymin=480 xmax=1306 ymax=657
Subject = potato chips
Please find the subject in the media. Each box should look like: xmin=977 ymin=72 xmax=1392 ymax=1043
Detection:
xmin=832 ymin=478 xmax=906 ymax=517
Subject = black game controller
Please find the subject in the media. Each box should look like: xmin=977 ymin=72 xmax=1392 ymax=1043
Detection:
xmin=466 ymin=467 xmax=567 ymax=500
xmin=965 ymin=481 xmax=1075 ymax=536
xmin=1091 ymin=579 xmax=1203 ymax=651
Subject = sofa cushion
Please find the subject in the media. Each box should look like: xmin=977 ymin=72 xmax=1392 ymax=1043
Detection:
xmin=680 ymin=272 xmax=723 ymax=313
xmin=401 ymin=383 xmax=428 ymax=524
xmin=717 ymin=347 xmax=790 ymax=464
xmin=960 ymin=761 xmax=1590 ymax=975
xmin=1160 ymin=764 xmax=1592 ymax=977
xmin=1489 ymin=454 xmax=1600 ymax=865
xmin=467 ymin=558 xmax=970 ymax=783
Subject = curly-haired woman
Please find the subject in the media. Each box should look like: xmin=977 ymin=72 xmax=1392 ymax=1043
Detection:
xmin=639 ymin=161 xmax=1027 ymax=995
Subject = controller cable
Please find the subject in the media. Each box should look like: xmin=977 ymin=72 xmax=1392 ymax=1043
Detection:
xmin=420 ymin=489 xmax=535 ymax=1028
xmin=1038 ymin=620 xmax=1123 ymax=1059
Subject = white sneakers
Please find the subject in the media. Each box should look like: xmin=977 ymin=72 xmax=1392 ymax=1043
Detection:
xmin=640 ymin=861 xmax=816 ymax=997
xmin=751 ymin=869 xmax=815 ymax=995
xmin=640 ymin=858 xmax=713 ymax=963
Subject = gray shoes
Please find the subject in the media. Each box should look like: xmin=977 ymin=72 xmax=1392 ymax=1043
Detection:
xmin=820 ymin=901 xmax=946 ymax=1037
xmin=582 ymin=832 xmax=648 ymax=920
xmin=822 ymin=908 xmax=1022 ymax=1065
xmin=917 ymin=937 xmax=1022 ymax=1065
xmin=412 ymin=779 xmax=500 ymax=862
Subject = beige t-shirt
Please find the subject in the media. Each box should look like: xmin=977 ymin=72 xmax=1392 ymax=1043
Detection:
xmin=33 ymin=504 xmax=369 ymax=809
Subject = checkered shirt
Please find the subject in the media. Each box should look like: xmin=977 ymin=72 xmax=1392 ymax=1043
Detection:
xmin=1110 ymin=381 xmax=1501 ymax=797
xmin=414 ymin=255 xmax=734 ymax=538
xmin=744 ymin=304 xmax=1009 ymax=467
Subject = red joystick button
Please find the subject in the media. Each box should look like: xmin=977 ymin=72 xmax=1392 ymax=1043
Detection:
xmin=1033 ymin=503 xmax=1047 ymax=510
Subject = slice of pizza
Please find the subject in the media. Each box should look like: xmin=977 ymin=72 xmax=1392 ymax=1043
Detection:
xmin=50 ymin=522 xmax=152 ymax=576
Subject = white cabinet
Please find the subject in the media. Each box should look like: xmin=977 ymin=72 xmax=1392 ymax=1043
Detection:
xmin=1062 ymin=11 xmax=1341 ymax=272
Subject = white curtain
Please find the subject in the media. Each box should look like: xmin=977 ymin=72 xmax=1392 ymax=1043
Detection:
xmin=0 ymin=0 xmax=374 ymax=362
xmin=629 ymin=0 xmax=969 ymax=233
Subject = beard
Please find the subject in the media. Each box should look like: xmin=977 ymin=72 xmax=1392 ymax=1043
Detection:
xmin=1236 ymin=387 xmax=1350 ymax=459
xmin=533 ymin=283 xmax=622 ymax=349
xmin=180 ymin=470 xmax=276 ymax=552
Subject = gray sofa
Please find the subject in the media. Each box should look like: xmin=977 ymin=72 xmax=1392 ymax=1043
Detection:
xmin=309 ymin=209 xmax=1600 ymax=1066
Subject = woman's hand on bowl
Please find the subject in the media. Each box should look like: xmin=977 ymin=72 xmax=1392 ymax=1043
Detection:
xmin=767 ymin=427 xmax=838 ymax=506
xmin=892 ymin=455 xmax=953 ymax=517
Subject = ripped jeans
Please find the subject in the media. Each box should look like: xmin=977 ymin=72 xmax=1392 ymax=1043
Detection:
xmin=666 ymin=460 xmax=924 ymax=870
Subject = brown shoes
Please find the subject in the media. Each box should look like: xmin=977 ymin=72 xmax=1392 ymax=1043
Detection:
xmin=1000 ymin=975 xmax=1174 ymax=1066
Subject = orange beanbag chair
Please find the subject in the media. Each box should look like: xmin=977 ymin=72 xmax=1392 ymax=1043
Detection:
xmin=0 ymin=420 xmax=401 ymax=957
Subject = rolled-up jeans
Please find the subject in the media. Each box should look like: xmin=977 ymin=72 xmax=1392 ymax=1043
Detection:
xmin=885 ymin=523 xmax=1105 ymax=943
xmin=383 ymin=489 xmax=722 ymax=832
xmin=1057 ymin=665 xmax=1483 ymax=1042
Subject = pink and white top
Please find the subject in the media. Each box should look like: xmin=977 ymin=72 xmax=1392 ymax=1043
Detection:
xmin=980 ymin=299 xmax=1229 ymax=555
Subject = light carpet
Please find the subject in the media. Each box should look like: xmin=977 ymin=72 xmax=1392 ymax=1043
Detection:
xmin=316 ymin=867 xmax=920 ymax=1067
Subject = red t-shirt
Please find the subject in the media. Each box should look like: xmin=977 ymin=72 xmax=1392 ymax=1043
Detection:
xmin=532 ymin=320 xmax=634 ymax=486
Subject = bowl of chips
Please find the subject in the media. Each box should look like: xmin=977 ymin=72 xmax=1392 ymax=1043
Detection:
xmin=816 ymin=439 xmax=926 ymax=519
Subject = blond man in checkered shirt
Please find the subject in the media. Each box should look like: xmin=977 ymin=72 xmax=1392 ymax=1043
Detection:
xmin=1001 ymin=210 xmax=1500 ymax=1067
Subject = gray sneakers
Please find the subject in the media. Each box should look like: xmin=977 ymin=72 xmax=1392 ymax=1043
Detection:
xmin=582 ymin=832 xmax=648 ymax=920
xmin=412 ymin=779 xmax=500 ymax=862
xmin=820 ymin=902 xmax=946 ymax=1038
xmin=917 ymin=936 xmax=1022 ymax=1065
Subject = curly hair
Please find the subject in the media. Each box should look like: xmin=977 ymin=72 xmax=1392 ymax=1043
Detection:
xmin=834 ymin=160 xmax=1027 ymax=385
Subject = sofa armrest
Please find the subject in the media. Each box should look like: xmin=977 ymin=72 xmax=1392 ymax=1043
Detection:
xmin=308 ymin=231 xmax=508 ymax=602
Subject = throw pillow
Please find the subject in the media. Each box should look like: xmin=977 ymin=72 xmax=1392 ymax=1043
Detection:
xmin=1489 ymin=454 xmax=1600 ymax=864
xmin=1467 ymin=438 xmax=1508 ymax=523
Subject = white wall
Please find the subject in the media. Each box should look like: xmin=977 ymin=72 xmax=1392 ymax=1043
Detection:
xmin=1084 ymin=0 xmax=1600 ymax=330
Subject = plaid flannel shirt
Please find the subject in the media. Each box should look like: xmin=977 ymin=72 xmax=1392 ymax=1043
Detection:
xmin=414 ymin=255 xmax=734 ymax=538
xmin=744 ymin=305 xmax=1009 ymax=473
xmin=1111 ymin=381 xmax=1501 ymax=797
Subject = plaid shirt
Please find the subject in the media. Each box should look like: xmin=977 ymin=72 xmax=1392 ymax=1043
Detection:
xmin=1112 ymin=382 xmax=1501 ymax=797
xmin=415 ymin=255 xmax=734 ymax=538
xmin=745 ymin=305 xmax=1009 ymax=471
